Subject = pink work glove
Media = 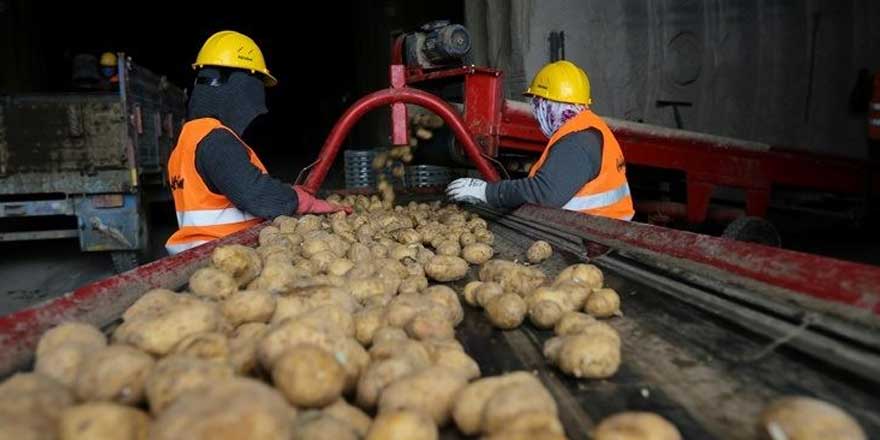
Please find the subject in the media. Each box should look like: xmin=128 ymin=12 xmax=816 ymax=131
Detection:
xmin=293 ymin=186 xmax=351 ymax=214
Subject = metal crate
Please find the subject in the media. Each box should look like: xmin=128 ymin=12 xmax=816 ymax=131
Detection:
xmin=404 ymin=165 xmax=453 ymax=188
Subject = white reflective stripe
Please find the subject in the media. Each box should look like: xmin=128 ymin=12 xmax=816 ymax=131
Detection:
xmin=619 ymin=213 xmax=634 ymax=221
xmin=562 ymin=183 xmax=631 ymax=211
xmin=165 ymin=240 xmax=208 ymax=255
xmin=176 ymin=208 xmax=257 ymax=227
xmin=870 ymin=118 xmax=880 ymax=127
xmin=871 ymin=103 xmax=880 ymax=111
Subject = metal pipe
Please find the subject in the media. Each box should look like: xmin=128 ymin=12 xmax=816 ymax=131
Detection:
xmin=303 ymin=87 xmax=502 ymax=193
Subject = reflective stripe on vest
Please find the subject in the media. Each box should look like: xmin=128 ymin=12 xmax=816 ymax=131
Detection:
xmin=165 ymin=118 xmax=267 ymax=252
xmin=529 ymin=110 xmax=635 ymax=221
xmin=562 ymin=182 xmax=631 ymax=211
xmin=176 ymin=208 xmax=258 ymax=227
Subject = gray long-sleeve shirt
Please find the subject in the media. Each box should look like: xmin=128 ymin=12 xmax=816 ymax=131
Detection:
xmin=194 ymin=129 xmax=299 ymax=219
xmin=485 ymin=129 xmax=603 ymax=209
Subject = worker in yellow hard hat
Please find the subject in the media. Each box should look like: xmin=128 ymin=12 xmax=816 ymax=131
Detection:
xmin=98 ymin=52 xmax=119 ymax=90
xmin=166 ymin=30 xmax=346 ymax=255
xmin=447 ymin=60 xmax=634 ymax=221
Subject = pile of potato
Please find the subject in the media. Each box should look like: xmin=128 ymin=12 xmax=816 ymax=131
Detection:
xmin=0 ymin=199 xmax=866 ymax=440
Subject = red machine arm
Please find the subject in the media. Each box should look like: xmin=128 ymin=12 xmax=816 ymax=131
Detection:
xmin=303 ymin=87 xmax=501 ymax=193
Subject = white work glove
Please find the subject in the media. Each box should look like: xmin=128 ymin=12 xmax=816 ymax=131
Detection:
xmin=446 ymin=178 xmax=487 ymax=204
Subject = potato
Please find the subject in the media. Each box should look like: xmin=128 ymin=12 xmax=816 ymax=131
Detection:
xmin=298 ymin=214 xmax=324 ymax=233
xmin=114 ymin=299 xmax=223 ymax=356
xmin=554 ymin=280 xmax=592 ymax=309
xmin=366 ymin=409 xmax=438 ymax=440
xmin=228 ymin=322 xmax=268 ymax=374
xmin=459 ymin=232 xmax=476 ymax=246
xmin=383 ymin=294 xmax=428 ymax=328
xmin=222 ymin=289 xmax=276 ymax=325
xmin=452 ymin=372 xmax=538 ymax=435
xmin=74 ymin=344 xmax=154 ymax=405
xmin=554 ymin=311 xmax=598 ymax=336
xmin=435 ymin=240 xmax=461 ymax=257
xmin=293 ymin=412 xmax=358 ymax=440
xmin=356 ymin=357 xmax=422 ymax=409
xmin=258 ymin=320 xmax=340 ymax=369
xmin=151 ymin=378 xmax=291 ymax=440
xmin=0 ymin=414 xmax=56 ymax=440
xmin=527 ymin=240 xmax=553 ymax=263
xmin=260 ymin=244 xmax=295 ymax=265
xmin=482 ymin=379 xmax=558 ymax=434
xmin=424 ymin=255 xmax=469 ymax=282
xmin=0 ymin=373 xmax=74 ymax=424
xmin=123 ymin=290 xmax=178 ymax=322
xmin=369 ymin=338 xmax=432 ymax=367
xmin=399 ymin=275 xmax=429 ymax=295
xmin=170 ymin=332 xmax=229 ymax=363
xmin=36 ymin=322 xmax=106 ymax=359
xmin=758 ymin=396 xmax=866 ymax=440
xmin=543 ymin=332 xmax=620 ymax=379
xmin=586 ymin=287 xmax=621 ymax=318
xmin=485 ymin=293 xmax=527 ymax=329
xmin=479 ymin=260 xmax=546 ymax=296
xmin=378 ymin=366 xmax=467 ymax=426
xmin=212 ymin=244 xmax=262 ymax=287
xmin=475 ymin=282 xmax=505 ymax=308
xmin=298 ymin=305 xmax=356 ymax=338
xmin=474 ymin=228 xmax=495 ymax=244
xmin=347 ymin=277 xmax=388 ymax=303
xmin=527 ymin=286 xmax=577 ymax=329
xmin=355 ymin=306 xmax=385 ymax=346
xmin=309 ymin=250 xmax=338 ymax=272
xmin=248 ymin=262 xmax=306 ymax=294
xmin=462 ymin=243 xmax=494 ymax=265
xmin=327 ymin=258 xmax=355 ymax=276
xmin=431 ymin=346 xmax=480 ymax=380
xmin=371 ymin=244 xmax=390 ymax=258
xmin=145 ymin=355 xmax=234 ymax=414
xmin=258 ymin=225 xmax=284 ymax=247
xmin=324 ymin=399 xmax=373 ymax=437
xmin=555 ymin=263 xmax=603 ymax=289
xmin=594 ymin=412 xmax=681 ymax=440
xmin=272 ymin=345 xmax=345 ymax=408
xmin=394 ymin=228 xmax=422 ymax=245
xmin=405 ymin=310 xmax=456 ymax=341
xmin=348 ymin=242 xmax=372 ymax=262
xmin=270 ymin=296 xmax=311 ymax=325
xmin=424 ymin=285 xmax=464 ymax=325
xmin=483 ymin=413 xmax=565 ymax=440
xmin=189 ymin=267 xmax=238 ymax=300
xmin=59 ymin=402 xmax=150 ymax=440
xmin=35 ymin=343 xmax=94 ymax=388
xmin=463 ymin=281 xmax=483 ymax=307
xmin=371 ymin=326 xmax=409 ymax=346
xmin=415 ymin=247 xmax=436 ymax=266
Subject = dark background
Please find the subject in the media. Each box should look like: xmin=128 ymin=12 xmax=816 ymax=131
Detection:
xmin=0 ymin=0 xmax=463 ymax=182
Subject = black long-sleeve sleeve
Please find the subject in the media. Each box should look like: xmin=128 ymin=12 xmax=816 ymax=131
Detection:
xmin=485 ymin=129 xmax=603 ymax=209
xmin=194 ymin=129 xmax=299 ymax=219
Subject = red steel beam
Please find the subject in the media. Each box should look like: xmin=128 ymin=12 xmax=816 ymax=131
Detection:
xmin=0 ymin=223 xmax=264 ymax=377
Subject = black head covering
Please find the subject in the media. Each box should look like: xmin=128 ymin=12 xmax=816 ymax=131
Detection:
xmin=187 ymin=67 xmax=267 ymax=134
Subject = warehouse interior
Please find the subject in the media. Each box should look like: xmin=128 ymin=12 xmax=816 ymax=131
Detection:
xmin=0 ymin=0 xmax=878 ymax=438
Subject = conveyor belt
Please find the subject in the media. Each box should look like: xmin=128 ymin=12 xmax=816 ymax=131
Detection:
xmin=450 ymin=213 xmax=880 ymax=439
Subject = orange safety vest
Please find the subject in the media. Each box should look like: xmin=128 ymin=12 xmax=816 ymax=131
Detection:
xmin=165 ymin=118 xmax=268 ymax=254
xmin=529 ymin=110 xmax=635 ymax=220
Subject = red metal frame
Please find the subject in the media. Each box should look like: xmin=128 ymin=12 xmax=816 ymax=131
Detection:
xmin=390 ymin=39 xmax=879 ymax=224
xmin=302 ymin=65 xmax=500 ymax=193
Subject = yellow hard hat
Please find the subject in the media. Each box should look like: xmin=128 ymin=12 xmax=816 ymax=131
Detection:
xmin=99 ymin=52 xmax=117 ymax=67
xmin=193 ymin=30 xmax=277 ymax=87
xmin=524 ymin=60 xmax=591 ymax=105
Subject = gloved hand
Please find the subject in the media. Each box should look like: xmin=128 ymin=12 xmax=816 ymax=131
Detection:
xmin=446 ymin=178 xmax=488 ymax=204
xmin=293 ymin=186 xmax=351 ymax=214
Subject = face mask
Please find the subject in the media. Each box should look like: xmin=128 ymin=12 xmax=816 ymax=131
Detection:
xmin=531 ymin=96 xmax=586 ymax=138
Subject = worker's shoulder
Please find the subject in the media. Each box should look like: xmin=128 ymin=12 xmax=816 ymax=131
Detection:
xmin=556 ymin=127 xmax=603 ymax=148
xmin=195 ymin=128 xmax=250 ymax=163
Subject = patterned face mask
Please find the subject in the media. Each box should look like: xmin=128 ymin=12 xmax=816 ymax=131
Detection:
xmin=531 ymin=96 xmax=586 ymax=138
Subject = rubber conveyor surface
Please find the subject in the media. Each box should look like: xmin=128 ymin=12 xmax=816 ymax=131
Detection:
xmin=444 ymin=216 xmax=880 ymax=439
